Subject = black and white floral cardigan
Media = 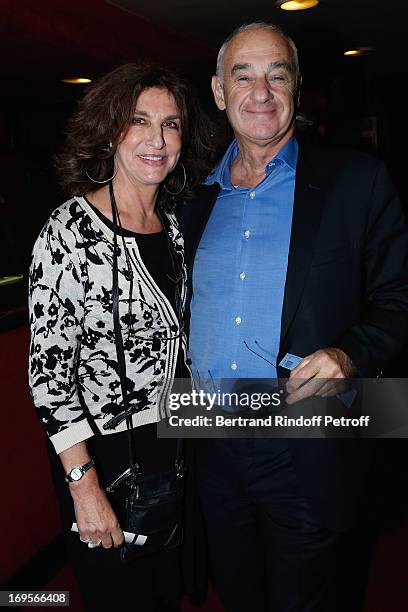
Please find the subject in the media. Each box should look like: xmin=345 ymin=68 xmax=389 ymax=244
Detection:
xmin=28 ymin=197 xmax=187 ymax=454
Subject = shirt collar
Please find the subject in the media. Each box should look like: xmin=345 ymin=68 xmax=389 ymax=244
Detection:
xmin=274 ymin=136 xmax=298 ymax=171
xmin=205 ymin=136 xmax=298 ymax=189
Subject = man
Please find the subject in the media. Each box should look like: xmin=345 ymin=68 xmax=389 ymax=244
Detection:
xmin=179 ymin=22 xmax=408 ymax=612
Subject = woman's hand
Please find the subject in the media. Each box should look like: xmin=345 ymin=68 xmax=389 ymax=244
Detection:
xmin=59 ymin=441 xmax=124 ymax=549
xmin=70 ymin=474 xmax=124 ymax=549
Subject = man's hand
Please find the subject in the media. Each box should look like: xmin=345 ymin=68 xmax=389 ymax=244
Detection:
xmin=285 ymin=347 xmax=356 ymax=405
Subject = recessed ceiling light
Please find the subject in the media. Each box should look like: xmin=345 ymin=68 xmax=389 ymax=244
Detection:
xmin=344 ymin=47 xmax=373 ymax=57
xmin=276 ymin=0 xmax=320 ymax=10
xmin=61 ymin=77 xmax=92 ymax=84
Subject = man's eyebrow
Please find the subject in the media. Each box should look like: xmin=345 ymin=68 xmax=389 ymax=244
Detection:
xmin=231 ymin=63 xmax=252 ymax=75
xmin=230 ymin=61 xmax=293 ymax=76
xmin=268 ymin=61 xmax=293 ymax=72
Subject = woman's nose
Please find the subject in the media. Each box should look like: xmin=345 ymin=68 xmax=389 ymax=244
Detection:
xmin=146 ymin=125 xmax=165 ymax=149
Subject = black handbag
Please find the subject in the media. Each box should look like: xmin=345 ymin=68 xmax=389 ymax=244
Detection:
xmin=106 ymin=181 xmax=185 ymax=563
xmin=107 ymin=455 xmax=184 ymax=563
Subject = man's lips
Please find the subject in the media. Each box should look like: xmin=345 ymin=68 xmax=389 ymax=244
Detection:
xmin=244 ymin=108 xmax=277 ymax=115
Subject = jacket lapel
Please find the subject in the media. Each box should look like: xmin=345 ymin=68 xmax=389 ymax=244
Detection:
xmin=179 ymin=148 xmax=325 ymax=351
xmin=177 ymin=184 xmax=221 ymax=334
xmin=178 ymin=183 xmax=220 ymax=268
xmin=279 ymin=146 xmax=326 ymax=351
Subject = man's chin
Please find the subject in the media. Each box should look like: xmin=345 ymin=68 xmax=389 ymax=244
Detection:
xmin=240 ymin=129 xmax=291 ymax=146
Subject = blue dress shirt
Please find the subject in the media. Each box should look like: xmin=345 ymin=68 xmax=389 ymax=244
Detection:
xmin=189 ymin=137 xmax=298 ymax=385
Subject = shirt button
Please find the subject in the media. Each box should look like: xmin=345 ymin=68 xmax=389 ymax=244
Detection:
xmin=249 ymin=191 xmax=256 ymax=199
xmin=244 ymin=229 xmax=251 ymax=239
xmin=231 ymin=361 xmax=238 ymax=371
xmin=239 ymin=272 xmax=246 ymax=280
xmin=235 ymin=316 xmax=241 ymax=325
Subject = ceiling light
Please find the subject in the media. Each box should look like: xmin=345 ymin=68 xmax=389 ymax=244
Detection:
xmin=61 ymin=77 xmax=92 ymax=84
xmin=277 ymin=0 xmax=320 ymax=10
xmin=344 ymin=47 xmax=373 ymax=57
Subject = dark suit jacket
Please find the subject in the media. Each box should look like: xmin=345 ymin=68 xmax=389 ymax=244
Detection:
xmin=178 ymin=141 xmax=408 ymax=531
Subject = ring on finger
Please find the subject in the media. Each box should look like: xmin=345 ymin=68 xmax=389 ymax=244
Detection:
xmin=88 ymin=540 xmax=102 ymax=548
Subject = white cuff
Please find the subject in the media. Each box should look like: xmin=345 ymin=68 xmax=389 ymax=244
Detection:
xmin=50 ymin=420 xmax=96 ymax=454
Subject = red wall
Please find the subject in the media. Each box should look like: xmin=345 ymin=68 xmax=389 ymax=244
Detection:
xmin=0 ymin=0 xmax=213 ymax=79
xmin=0 ymin=326 xmax=61 ymax=583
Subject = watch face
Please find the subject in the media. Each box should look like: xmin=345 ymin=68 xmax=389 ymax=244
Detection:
xmin=71 ymin=467 xmax=83 ymax=481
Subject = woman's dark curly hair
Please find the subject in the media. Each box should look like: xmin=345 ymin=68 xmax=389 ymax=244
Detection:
xmin=55 ymin=63 xmax=216 ymax=209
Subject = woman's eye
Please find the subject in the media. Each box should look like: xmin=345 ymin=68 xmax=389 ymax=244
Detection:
xmin=163 ymin=121 xmax=179 ymax=129
xmin=131 ymin=117 xmax=145 ymax=125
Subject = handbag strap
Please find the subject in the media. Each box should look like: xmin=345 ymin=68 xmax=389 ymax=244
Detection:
xmin=110 ymin=181 xmax=138 ymax=476
xmin=108 ymin=181 xmax=183 ymax=478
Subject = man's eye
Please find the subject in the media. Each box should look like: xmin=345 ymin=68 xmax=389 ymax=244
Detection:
xmin=131 ymin=117 xmax=145 ymax=125
xmin=269 ymin=75 xmax=286 ymax=82
xmin=237 ymin=76 xmax=250 ymax=82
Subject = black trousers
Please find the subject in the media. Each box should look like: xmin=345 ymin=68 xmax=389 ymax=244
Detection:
xmin=48 ymin=425 xmax=180 ymax=612
xmin=197 ymin=438 xmax=345 ymax=612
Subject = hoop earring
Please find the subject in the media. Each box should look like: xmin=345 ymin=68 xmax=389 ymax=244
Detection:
xmin=163 ymin=163 xmax=186 ymax=196
xmin=86 ymin=167 xmax=117 ymax=184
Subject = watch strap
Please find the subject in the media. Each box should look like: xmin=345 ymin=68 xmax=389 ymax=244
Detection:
xmin=65 ymin=458 xmax=95 ymax=483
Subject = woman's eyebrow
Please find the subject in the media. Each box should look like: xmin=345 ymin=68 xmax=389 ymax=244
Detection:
xmin=132 ymin=110 xmax=181 ymax=121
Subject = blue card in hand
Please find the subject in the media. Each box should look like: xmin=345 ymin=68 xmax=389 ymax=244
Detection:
xmin=279 ymin=353 xmax=303 ymax=371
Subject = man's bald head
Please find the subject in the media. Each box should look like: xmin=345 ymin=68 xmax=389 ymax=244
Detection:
xmin=216 ymin=22 xmax=300 ymax=90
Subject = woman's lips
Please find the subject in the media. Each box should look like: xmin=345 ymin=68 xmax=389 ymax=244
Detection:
xmin=138 ymin=154 xmax=166 ymax=165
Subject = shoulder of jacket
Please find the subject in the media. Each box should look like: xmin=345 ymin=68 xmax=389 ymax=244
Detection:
xmin=299 ymin=141 xmax=384 ymax=172
xmin=46 ymin=197 xmax=84 ymax=228
xmin=36 ymin=198 xmax=94 ymax=256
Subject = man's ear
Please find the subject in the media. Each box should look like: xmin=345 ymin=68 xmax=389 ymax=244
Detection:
xmin=211 ymin=75 xmax=226 ymax=111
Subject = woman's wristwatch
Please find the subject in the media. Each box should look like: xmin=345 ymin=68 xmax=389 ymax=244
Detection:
xmin=65 ymin=458 xmax=95 ymax=483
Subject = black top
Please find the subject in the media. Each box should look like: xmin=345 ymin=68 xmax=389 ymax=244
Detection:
xmin=87 ymin=200 xmax=188 ymax=378
xmin=87 ymin=200 xmax=176 ymax=312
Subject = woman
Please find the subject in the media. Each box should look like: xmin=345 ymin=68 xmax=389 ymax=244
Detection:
xmin=28 ymin=64 xmax=213 ymax=611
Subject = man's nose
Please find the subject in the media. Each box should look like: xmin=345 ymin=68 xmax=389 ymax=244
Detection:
xmin=251 ymin=77 xmax=273 ymax=102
